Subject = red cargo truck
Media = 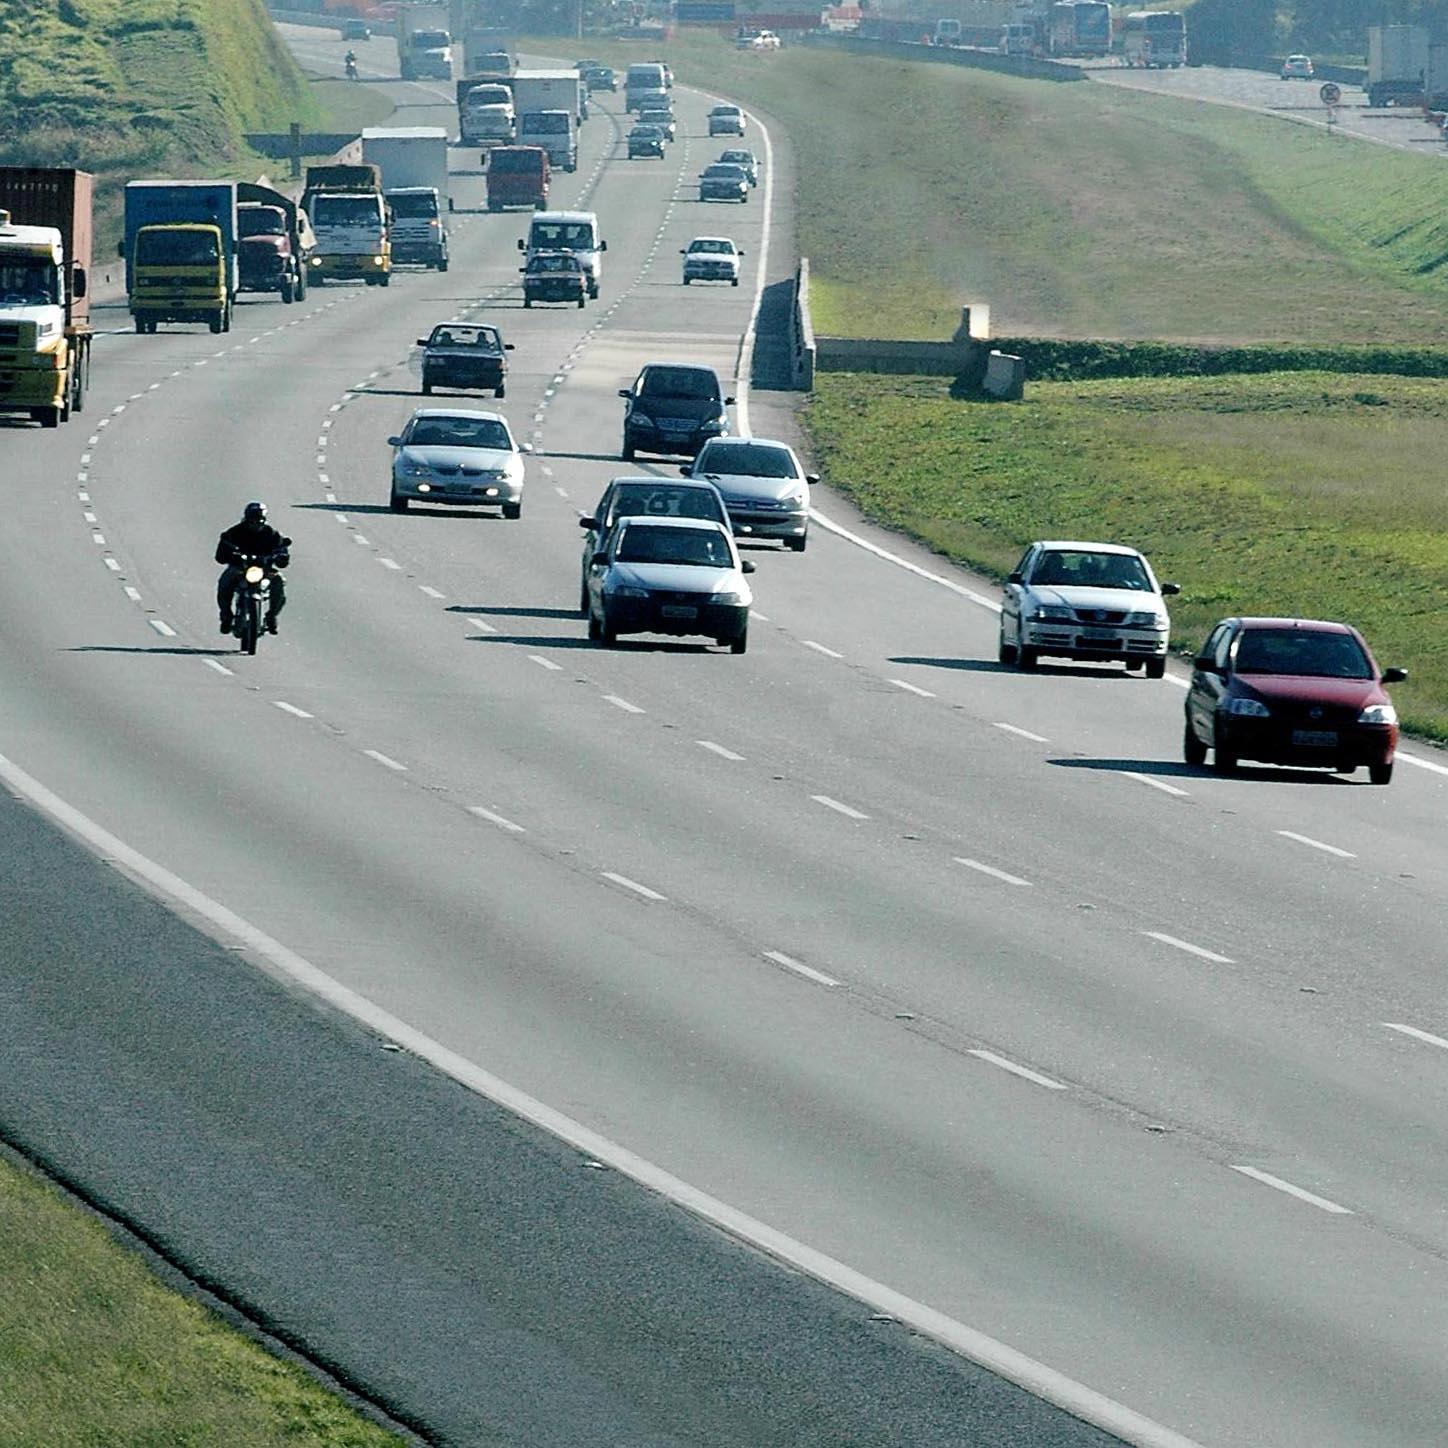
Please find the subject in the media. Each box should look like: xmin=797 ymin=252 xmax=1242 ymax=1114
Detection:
xmin=484 ymin=146 xmax=549 ymax=211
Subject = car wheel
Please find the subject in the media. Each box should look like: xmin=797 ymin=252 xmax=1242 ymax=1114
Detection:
xmin=579 ymin=580 xmax=590 ymax=617
xmin=600 ymin=613 xmax=617 ymax=647
xmin=786 ymin=534 xmax=806 ymax=552
xmin=1145 ymin=658 xmax=1166 ymax=679
xmin=1183 ymin=719 xmax=1206 ymax=767
xmin=1369 ymin=760 xmax=1394 ymax=785
xmin=1212 ymin=723 xmax=1237 ymax=774
xmin=524 ymin=298 xmax=532 ymax=308
xmin=682 ymin=277 xmax=690 ymax=285
xmin=390 ymin=492 xmax=409 ymax=512
xmin=730 ymin=623 xmax=748 ymax=655
xmin=1017 ymin=646 xmax=1038 ymax=671
xmin=731 ymin=277 xmax=739 ymax=286
xmin=495 ymin=384 xmax=505 ymax=398
xmin=998 ymin=629 xmax=1017 ymax=666
xmin=577 ymin=296 xmax=586 ymax=309
xmin=421 ymin=379 xmax=433 ymax=395
xmin=621 ymin=439 xmax=636 ymax=461
xmin=502 ymin=501 xmax=522 ymax=520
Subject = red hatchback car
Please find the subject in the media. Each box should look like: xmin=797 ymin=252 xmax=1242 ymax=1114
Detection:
xmin=1184 ymin=618 xmax=1406 ymax=784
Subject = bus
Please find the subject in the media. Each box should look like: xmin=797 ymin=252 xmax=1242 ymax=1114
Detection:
xmin=1122 ymin=10 xmax=1186 ymax=68
xmin=1048 ymin=2 xmax=1111 ymax=58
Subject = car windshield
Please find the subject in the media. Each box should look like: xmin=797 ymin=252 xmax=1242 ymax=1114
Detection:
xmin=632 ymin=127 xmax=661 ymax=138
xmin=720 ymin=151 xmax=751 ymax=165
xmin=526 ymin=113 xmax=569 ymax=133
xmin=704 ymin=166 xmax=745 ymax=179
xmin=639 ymin=368 xmax=720 ymax=400
xmin=531 ymin=222 xmax=594 ymax=248
xmin=1031 ymin=550 xmax=1152 ymax=591
xmin=689 ymin=240 xmax=734 ymax=254
xmin=429 ymin=326 xmax=500 ymax=349
xmin=529 ymin=254 xmax=580 ymax=272
xmin=1234 ymin=629 xmax=1372 ymax=679
xmin=238 ymin=209 xmax=286 ymax=237
xmin=616 ymin=525 xmax=732 ymax=567
xmin=698 ymin=442 xmax=792 ymax=477
xmin=713 ymin=107 xmax=741 ymax=117
xmin=406 ymin=417 xmax=512 ymax=450
xmin=610 ymin=485 xmax=724 ymax=523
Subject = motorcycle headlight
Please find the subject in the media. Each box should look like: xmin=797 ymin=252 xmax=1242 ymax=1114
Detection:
xmin=1358 ymin=703 xmax=1397 ymax=725
xmin=1030 ymin=605 xmax=1073 ymax=621
xmin=373 ymin=255 xmax=385 ymax=266
xmin=244 ymin=565 xmax=266 ymax=584
xmin=1226 ymin=697 xmax=1270 ymax=717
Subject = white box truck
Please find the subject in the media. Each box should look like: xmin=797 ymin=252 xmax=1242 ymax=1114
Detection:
xmin=397 ymin=4 xmax=453 ymax=80
xmin=510 ymin=68 xmax=586 ymax=129
xmin=362 ymin=127 xmax=451 ymax=270
xmin=1367 ymin=24 xmax=1428 ymax=106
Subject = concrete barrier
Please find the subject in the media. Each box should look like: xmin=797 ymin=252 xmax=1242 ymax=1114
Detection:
xmin=791 ymin=257 xmax=816 ymax=389
xmin=983 ymin=350 xmax=1025 ymax=399
xmin=799 ymin=31 xmax=1085 ymax=84
xmin=815 ymin=305 xmax=991 ymax=377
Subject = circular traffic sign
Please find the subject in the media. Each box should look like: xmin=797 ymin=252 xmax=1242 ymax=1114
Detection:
xmin=1319 ymin=81 xmax=1342 ymax=105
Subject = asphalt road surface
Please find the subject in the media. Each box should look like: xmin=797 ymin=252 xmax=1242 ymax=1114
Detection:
xmin=4 ymin=24 xmax=1448 ymax=1448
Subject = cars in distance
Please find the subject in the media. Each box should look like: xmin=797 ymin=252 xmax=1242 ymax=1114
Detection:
xmin=577 ymin=475 xmax=732 ymax=613
xmin=699 ymin=163 xmax=749 ymax=204
xmin=686 ymin=436 xmax=816 ymax=550
xmin=341 ymin=18 xmax=371 ymax=40
xmin=586 ymin=516 xmax=755 ymax=653
xmin=521 ymin=249 xmax=588 ymax=307
xmin=1281 ymin=53 xmax=1314 ymax=79
xmin=387 ymin=408 xmax=528 ymax=517
xmin=637 ymin=106 xmax=676 ymax=142
xmin=628 ymin=124 xmax=665 ymax=159
xmin=998 ymin=541 xmax=1179 ymax=677
xmin=708 ymin=104 xmax=746 ymax=136
xmin=581 ymin=63 xmax=616 ymax=92
xmin=417 ymin=321 xmax=511 ymax=398
xmin=717 ymin=148 xmax=759 ymax=185
xmin=620 ymin=364 xmax=733 ymax=460
xmin=682 ymin=235 xmax=744 ymax=285
xmin=1184 ymin=618 xmax=1405 ymax=783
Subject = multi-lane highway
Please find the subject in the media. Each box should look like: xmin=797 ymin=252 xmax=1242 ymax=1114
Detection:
xmin=5 ymin=24 xmax=1448 ymax=1447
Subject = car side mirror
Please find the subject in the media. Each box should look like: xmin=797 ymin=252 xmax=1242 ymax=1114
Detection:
xmin=1382 ymin=666 xmax=1408 ymax=684
xmin=618 ymin=389 xmax=631 ymax=399
xmin=386 ymin=436 xmax=401 ymax=446
xmin=591 ymin=551 xmax=608 ymax=567
xmin=1161 ymin=582 xmax=1181 ymax=596
xmin=1007 ymin=571 xmax=1023 ymax=585
xmin=416 ymin=338 xmax=430 ymax=347
xmin=504 ymin=343 xmax=514 ymax=351
xmin=518 ymin=266 xmax=526 ymax=272
xmin=600 ymin=240 xmax=607 ymax=250
xmin=739 ymin=249 xmax=746 ymax=256
xmin=520 ymin=443 xmax=533 ymax=453
xmin=741 ymin=560 xmax=756 ymax=574
xmin=805 ymin=473 xmax=820 ymax=484
xmin=578 ymin=515 xmax=597 ymax=529
xmin=724 ymin=396 xmax=736 ymax=405
xmin=517 ymin=238 xmax=524 ymax=250
xmin=678 ymin=465 xmax=691 ymax=476
xmin=1193 ymin=655 xmax=1218 ymax=673
xmin=679 ymin=249 xmax=685 ymax=255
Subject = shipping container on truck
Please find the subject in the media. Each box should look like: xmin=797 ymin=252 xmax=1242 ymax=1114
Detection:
xmin=121 ymin=180 xmax=237 ymax=334
xmin=302 ymin=163 xmax=391 ymax=286
xmin=362 ymin=127 xmax=451 ymax=270
xmin=1368 ymin=24 xmax=1429 ymax=106
xmin=237 ymin=180 xmax=315 ymax=304
xmin=397 ymin=3 xmax=453 ymax=79
xmin=0 ymin=167 xmax=92 ymax=427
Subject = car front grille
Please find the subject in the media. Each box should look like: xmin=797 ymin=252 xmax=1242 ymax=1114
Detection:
xmin=1072 ymin=608 xmax=1127 ymax=624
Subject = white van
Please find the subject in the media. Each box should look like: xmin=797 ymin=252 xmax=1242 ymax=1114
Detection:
xmin=625 ymin=61 xmax=669 ymax=111
xmin=519 ymin=210 xmax=606 ymax=297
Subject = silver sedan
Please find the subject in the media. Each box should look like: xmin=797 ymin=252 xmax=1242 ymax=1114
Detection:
xmin=387 ymin=408 xmax=528 ymax=517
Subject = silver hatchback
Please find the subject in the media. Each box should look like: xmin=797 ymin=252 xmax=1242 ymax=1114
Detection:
xmin=686 ymin=437 xmax=817 ymax=551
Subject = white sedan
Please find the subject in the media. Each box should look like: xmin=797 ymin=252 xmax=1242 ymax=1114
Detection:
xmin=682 ymin=236 xmax=743 ymax=284
xmin=998 ymin=540 xmax=1180 ymax=677
xmin=387 ymin=408 xmax=528 ymax=517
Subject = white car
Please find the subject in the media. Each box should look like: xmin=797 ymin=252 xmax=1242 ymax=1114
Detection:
xmin=1280 ymin=53 xmax=1314 ymax=79
xmin=682 ymin=236 xmax=743 ymax=285
xmin=387 ymin=408 xmax=528 ymax=517
xmin=998 ymin=540 xmax=1180 ymax=677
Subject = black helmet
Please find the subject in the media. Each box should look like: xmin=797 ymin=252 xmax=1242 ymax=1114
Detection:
xmin=242 ymin=501 xmax=267 ymax=524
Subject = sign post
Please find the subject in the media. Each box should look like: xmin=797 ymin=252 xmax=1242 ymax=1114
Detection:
xmin=1320 ymin=80 xmax=1341 ymax=131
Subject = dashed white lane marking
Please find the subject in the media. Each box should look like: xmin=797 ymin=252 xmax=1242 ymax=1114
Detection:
xmin=80 ymin=452 xmax=91 ymax=464
xmin=749 ymin=610 xmax=770 ymax=622
xmin=379 ymin=557 xmax=402 ymax=571
xmin=335 ymin=513 xmax=350 ymax=525
xmin=467 ymin=617 xmax=498 ymax=634
xmin=91 ymin=531 xmax=105 ymax=545
xmin=1384 ymin=1022 xmax=1448 ymax=1051
xmin=763 ymin=950 xmax=840 ymax=988
xmin=86 ymin=434 xmax=99 ymax=445
xmin=353 ymin=534 xmax=370 ymax=546
xmin=603 ymin=694 xmax=644 ymax=714
xmin=110 ymin=404 xmax=125 ymax=415
xmin=103 ymin=557 xmax=121 ymax=572
xmin=528 ymin=654 xmax=562 ymax=671
xmin=1228 ymin=1165 xmax=1353 ymax=1215
xmin=274 ymin=702 xmax=313 ymax=719
xmin=419 ymin=585 xmax=445 ymax=599
xmin=1120 ymin=771 xmax=1189 ymax=798
xmin=203 ymin=659 xmax=233 ymax=676
xmin=697 ymin=740 xmax=744 ymax=761
xmin=148 ymin=620 xmax=176 ymax=637
xmin=468 ymin=805 xmax=525 ymax=834
xmin=553 ymin=485 xmax=570 ymax=499
xmin=1398 ymin=750 xmax=1448 ymax=779
xmin=889 ymin=678 xmax=936 ymax=698
xmin=968 ymin=1049 xmax=1067 ymax=1091
xmin=954 ymin=857 xmax=1032 ymax=887
xmin=804 ymin=640 xmax=843 ymax=659
xmin=812 ymin=794 xmax=869 ymax=821
xmin=364 ymin=749 xmax=407 ymax=772
xmin=123 ymin=586 xmax=141 ymax=602
xmin=994 ymin=722 xmax=1049 ymax=743
xmin=1277 ymin=829 xmax=1355 ymax=860
xmin=83 ymin=511 xmax=97 ymax=523
xmin=602 ymin=871 xmax=667 ymax=902
xmin=1143 ymin=931 xmax=1234 ymax=965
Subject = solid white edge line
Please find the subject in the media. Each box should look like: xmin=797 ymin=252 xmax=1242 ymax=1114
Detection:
xmin=1276 ymin=829 xmax=1356 ymax=860
xmin=763 ymin=950 xmax=840 ymax=988
xmin=1228 ymin=1165 xmax=1353 ymax=1215
xmin=1120 ymin=771 xmax=1189 ymax=798
xmin=1142 ymin=931 xmax=1234 ymax=965
xmin=696 ymin=740 xmax=744 ymax=761
xmin=968 ymin=1049 xmax=1068 ymax=1091
xmin=994 ymin=722 xmax=1049 ymax=743
xmin=811 ymin=509 xmax=1001 ymax=610
xmin=1384 ymin=1022 xmax=1448 ymax=1051
xmin=732 ymin=94 xmax=772 ymax=437
xmin=811 ymin=794 xmax=869 ymax=820
xmin=363 ymin=749 xmax=406 ymax=772
xmin=1397 ymin=750 xmax=1448 ymax=778
xmin=954 ymin=858 xmax=1032 ymax=888
xmin=601 ymin=870 xmax=666 ymax=902
xmin=467 ymin=805 xmax=525 ymax=834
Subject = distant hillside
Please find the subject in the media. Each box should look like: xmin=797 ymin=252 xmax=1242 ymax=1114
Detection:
xmin=0 ymin=0 xmax=320 ymax=178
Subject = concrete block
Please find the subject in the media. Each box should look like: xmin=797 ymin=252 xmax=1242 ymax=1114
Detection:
xmin=983 ymin=350 xmax=1025 ymax=400
xmin=953 ymin=304 xmax=991 ymax=342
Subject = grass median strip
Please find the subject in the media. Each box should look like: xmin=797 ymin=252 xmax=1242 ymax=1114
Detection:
xmin=0 ymin=1153 xmax=402 ymax=1446
xmin=806 ymin=370 xmax=1448 ymax=740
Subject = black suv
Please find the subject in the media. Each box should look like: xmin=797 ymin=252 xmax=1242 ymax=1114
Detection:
xmin=619 ymin=365 xmax=733 ymax=460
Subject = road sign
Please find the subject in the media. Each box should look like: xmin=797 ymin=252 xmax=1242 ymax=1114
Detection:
xmin=1319 ymin=82 xmax=1341 ymax=105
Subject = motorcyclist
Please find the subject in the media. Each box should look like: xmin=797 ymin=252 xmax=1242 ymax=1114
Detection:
xmin=345 ymin=49 xmax=358 ymax=78
xmin=216 ymin=501 xmax=291 ymax=635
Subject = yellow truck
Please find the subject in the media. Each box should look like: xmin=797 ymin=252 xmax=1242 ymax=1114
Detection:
xmin=0 ymin=167 xmax=92 ymax=428
xmin=121 ymin=180 xmax=237 ymax=335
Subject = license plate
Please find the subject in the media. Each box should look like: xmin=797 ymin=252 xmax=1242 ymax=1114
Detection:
xmin=1292 ymin=729 xmax=1337 ymax=747
xmin=660 ymin=605 xmax=697 ymax=620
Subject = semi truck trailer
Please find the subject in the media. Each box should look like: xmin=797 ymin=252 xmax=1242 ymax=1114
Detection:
xmin=361 ymin=127 xmax=450 ymax=270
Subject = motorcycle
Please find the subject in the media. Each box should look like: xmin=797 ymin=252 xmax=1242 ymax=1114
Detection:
xmin=345 ymin=55 xmax=359 ymax=80
xmin=228 ymin=551 xmax=284 ymax=655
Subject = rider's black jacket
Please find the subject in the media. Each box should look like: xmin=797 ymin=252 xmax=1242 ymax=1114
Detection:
xmin=216 ymin=520 xmax=291 ymax=568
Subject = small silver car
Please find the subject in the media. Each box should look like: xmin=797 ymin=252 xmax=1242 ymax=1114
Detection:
xmin=687 ymin=436 xmax=816 ymax=551
xmin=387 ymin=408 xmax=528 ymax=516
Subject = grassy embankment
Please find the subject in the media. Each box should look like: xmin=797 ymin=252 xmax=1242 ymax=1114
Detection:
xmin=0 ymin=1153 xmax=401 ymax=1446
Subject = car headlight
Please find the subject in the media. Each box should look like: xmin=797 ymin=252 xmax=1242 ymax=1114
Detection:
xmin=610 ymin=584 xmax=649 ymax=599
xmin=1124 ymin=611 xmax=1167 ymax=629
xmin=630 ymin=411 xmax=654 ymax=428
xmin=401 ymin=462 xmax=431 ymax=478
xmin=1030 ymin=605 xmax=1073 ymax=621
xmin=783 ymin=488 xmax=807 ymax=507
xmin=1358 ymin=703 xmax=1398 ymax=725
xmin=1225 ymin=697 xmax=1270 ymax=717
xmin=709 ymin=590 xmax=746 ymax=606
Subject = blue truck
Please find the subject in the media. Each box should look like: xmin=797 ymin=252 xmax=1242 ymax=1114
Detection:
xmin=120 ymin=180 xmax=238 ymax=334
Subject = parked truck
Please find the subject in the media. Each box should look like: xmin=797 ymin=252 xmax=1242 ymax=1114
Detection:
xmin=237 ymin=181 xmax=314 ymax=304
xmin=121 ymin=180 xmax=237 ymax=334
xmin=362 ymin=127 xmax=450 ymax=271
xmin=457 ymin=78 xmax=516 ymax=145
xmin=1367 ymin=24 xmax=1429 ymax=107
xmin=302 ymin=163 xmax=391 ymax=286
xmin=0 ymin=167 xmax=92 ymax=428
xmin=397 ymin=3 xmax=453 ymax=80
